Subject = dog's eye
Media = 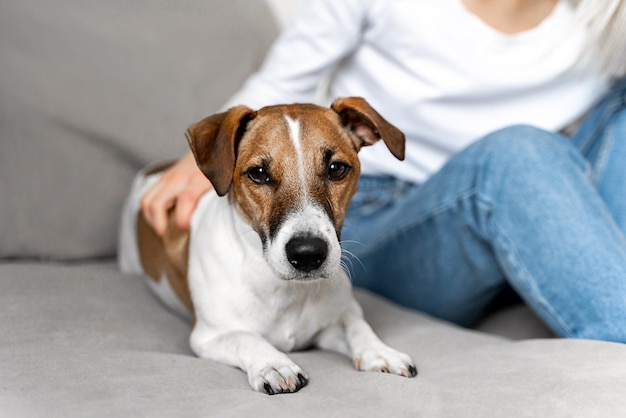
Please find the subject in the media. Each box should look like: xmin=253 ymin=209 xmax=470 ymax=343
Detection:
xmin=247 ymin=166 xmax=272 ymax=184
xmin=327 ymin=161 xmax=351 ymax=181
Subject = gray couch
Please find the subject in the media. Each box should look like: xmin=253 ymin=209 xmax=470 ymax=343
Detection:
xmin=2 ymin=1 xmax=625 ymax=416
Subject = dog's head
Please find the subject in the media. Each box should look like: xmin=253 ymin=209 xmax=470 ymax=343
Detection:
xmin=185 ymin=97 xmax=405 ymax=281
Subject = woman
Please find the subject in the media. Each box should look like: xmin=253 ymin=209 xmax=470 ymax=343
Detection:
xmin=141 ymin=0 xmax=626 ymax=341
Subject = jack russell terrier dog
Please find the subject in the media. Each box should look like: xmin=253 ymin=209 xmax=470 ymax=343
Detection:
xmin=118 ymin=97 xmax=417 ymax=394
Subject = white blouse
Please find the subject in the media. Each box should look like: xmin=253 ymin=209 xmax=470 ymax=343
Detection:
xmin=224 ymin=0 xmax=608 ymax=183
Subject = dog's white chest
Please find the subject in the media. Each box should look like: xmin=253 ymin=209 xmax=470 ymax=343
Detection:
xmin=187 ymin=193 xmax=352 ymax=352
xmin=210 ymin=270 xmax=351 ymax=352
xmin=255 ymin=283 xmax=349 ymax=351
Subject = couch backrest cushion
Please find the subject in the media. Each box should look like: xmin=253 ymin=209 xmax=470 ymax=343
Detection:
xmin=0 ymin=0 xmax=277 ymax=260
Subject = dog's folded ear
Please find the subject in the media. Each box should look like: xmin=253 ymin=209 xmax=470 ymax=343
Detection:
xmin=330 ymin=97 xmax=405 ymax=161
xmin=185 ymin=106 xmax=257 ymax=196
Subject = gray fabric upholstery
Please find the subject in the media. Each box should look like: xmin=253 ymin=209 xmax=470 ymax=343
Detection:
xmin=2 ymin=1 xmax=625 ymax=415
xmin=2 ymin=263 xmax=625 ymax=416
xmin=0 ymin=0 xmax=276 ymax=260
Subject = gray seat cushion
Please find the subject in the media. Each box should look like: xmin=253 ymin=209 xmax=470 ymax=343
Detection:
xmin=2 ymin=262 xmax=625 ymax=416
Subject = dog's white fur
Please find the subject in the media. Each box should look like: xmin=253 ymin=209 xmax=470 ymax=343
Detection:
xmin=119 ymin=99 xmax=416 ymax=394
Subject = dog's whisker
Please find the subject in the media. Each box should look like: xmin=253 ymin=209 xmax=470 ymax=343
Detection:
xmin=339 ymin=239 xmax=367 ymax=248
xmin=339 ymin=260 xmax=353 ymax=280
xmin=339 ymin=240 xmax=363 ymax=254
xmin=340 ymin=253 xmax=353 ymax=271
xmin=340 ymin=248 xmax=367 ymax=275
xmin=340 ymin=254 xmax=355 ymax=272
xmin=341 ymin=247 xmax=362 ymax=264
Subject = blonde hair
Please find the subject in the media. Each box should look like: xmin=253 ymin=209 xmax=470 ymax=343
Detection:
xmin=570 ymin=0 xmax=626 ymax=78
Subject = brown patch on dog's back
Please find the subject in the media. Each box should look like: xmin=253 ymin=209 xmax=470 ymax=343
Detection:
xmin=137 ymin=210 xmax=194 ymax=316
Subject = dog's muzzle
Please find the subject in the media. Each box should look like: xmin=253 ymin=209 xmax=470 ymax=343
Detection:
xmin=285 ymin=236 xmax=328 ymax=273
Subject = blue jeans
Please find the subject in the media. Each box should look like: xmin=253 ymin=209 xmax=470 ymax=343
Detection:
xmin=342 ymin=78 xmax=626 ymax=342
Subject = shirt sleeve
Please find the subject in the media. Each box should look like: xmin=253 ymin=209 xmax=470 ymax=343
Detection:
xmin=222 ymin=0 xmax=371 ymax=109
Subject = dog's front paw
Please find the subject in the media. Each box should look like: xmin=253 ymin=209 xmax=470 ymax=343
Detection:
xmin=353 ymin=345 xmax=417 ymax=378
xmin=248 ymin=358 xmax=309 ymax=395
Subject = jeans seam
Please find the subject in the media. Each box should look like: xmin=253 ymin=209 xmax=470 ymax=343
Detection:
xmin=490 ymin=221 xmax=575 ymax=338
xmin=578 ymin=98 xmax=621 ymax=156
xmin=592 ymin=123 xmax=613 ymax=185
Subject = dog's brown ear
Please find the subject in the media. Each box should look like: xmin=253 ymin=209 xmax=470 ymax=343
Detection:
xmin=185 ymin=106 xmax=256 ymax=196
xmin=331 ymin=97 xmax=405 ymax=161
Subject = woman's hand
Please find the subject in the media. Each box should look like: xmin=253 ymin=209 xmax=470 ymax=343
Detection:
xmin=141 ymin=152 xmax=213 ymax=236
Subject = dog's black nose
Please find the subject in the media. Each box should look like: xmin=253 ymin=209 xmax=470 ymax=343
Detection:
xmin=286 ymin=237 xmax=328 ymax=273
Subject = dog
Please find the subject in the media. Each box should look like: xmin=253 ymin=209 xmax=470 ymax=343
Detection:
xmin=118 ymin=97 xmax=417 ymax=394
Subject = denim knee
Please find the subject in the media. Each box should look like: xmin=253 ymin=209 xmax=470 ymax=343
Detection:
xmin=465 ymin=124 xmax=590 ymax=182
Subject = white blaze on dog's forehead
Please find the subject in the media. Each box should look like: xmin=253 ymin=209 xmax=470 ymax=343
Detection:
xmin=285 ymin=115 xmax=301 ymax=153
xmin=285 ymin=115 xmax=306 ymax=192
